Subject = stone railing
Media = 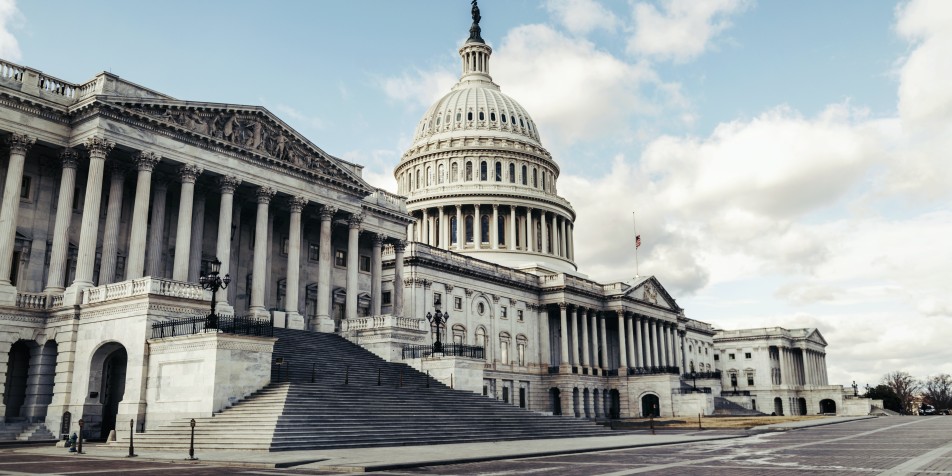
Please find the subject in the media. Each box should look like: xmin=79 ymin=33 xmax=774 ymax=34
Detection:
xmin=15 ymin=292 xmax=48 ymax=309
xmin=365 ymin=188 xmax=408 ymax=213
xmin=0 ymin=58 xmax=79 ymax=99
xmin=37 ymin=74 xmax=76 ymax=98
xmin=391 ymin=242 xmax=541 ymax=287
xmin=0 ymin=59 xmax=24 ymax=82
xmin=342 ymin=314 xmax=426 ymax=332
xmin=84 ymin=277 xmax=210 ymax=305
xmin=406 ymin=184 xmax=575 ymax=214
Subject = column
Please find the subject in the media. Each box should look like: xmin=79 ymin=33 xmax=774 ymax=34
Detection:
xmin=508 ymin=206 xmax=516 ymax=250
xmin=626 ymin=312 xmax=636 ymax=370
xmin=145 ymin=180 xmax=168 ymax=278
xmin=680 ymin=330 xmax=688 ymax=372
xmin=187 ymin=191 xmax=206 ymax=281
xmin=0 ymin=133 xmax=34 ymax=303
xmin=455 ymin=205 xmax=463 ymax=250
xmin=473 ymin=204 xmax=481 ymax=248
xmin=588 ymin=310 xmax=598 ymax=371
xmin=559 ymin=216 xmax=567 ymax=257
xmin=777 ymin=347 xmax=787 ymax=385
xmin=491 ymin=204 xmax=499 ymax=250
xmin=558 ymin=303 xmax=570 ymax=367
xmin=172 ymin=164 xmax=203 ymax=281
xmin=649 ymin=319 xmax=659 ymax=368
xmin=407 ymin=221 xmax=414 ymax=243
xmin=617 ymin=312 xmax=628 ymax=370
xmin=525 ymin=208 xmax=534 ymax=252
xmin=421 ymin=208 xmax=429 ymax=245
xmin=393 ymin=240 xmax=406 ymax=317
xmin=44 ymin=149 xmax=79 ymax=293
xmin=540 ymin=211 xmax=548 ymax=254
xmin=660 ymin=323 xmax=669 ymax=367
xmin=249 ymin=186 xmax=275 ymax=317
xmin=214 ymin=176 xmax=240 ymax=314
xmin=567 ymin=224 xmax=574 ymax=261
xmin=285 ymin=196 xmax=307 ymax=324
xmin=63 ymin=137 xmax=114 ymax=306
xmin=633 ymin=315 xmax=644 ymax=369
xmin=580 ymin=307 xmax=590 ymax=368
xmin=371 ymin=233 xmax=384 ymax=316
xmin=345 ymin=213 xmax=362 ymax=321
xmin=552 ymin=214 xmax=560 ymax=256
xmin=570 ymin=305 xmax=580 ymax=366
xmin=598 ymin=312 xmax=608 ymax=370
xmin=97 ymin=164 xmax=126 ymax=285
xmin=315 ymin=205 xmax=335 ymax=331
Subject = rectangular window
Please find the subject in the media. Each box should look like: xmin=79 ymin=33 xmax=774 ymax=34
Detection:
xmin=517 ymin=343 xmax=525 ymax=366
xmin=747 ymin=373 xmax=755 ymax=386
xmin=745 ymin=352 xmax=752 ymax=359
xmin=517 ymin=310 xmax=524 ymax=321
xmin=714 ymin=354 xmax=720 ymax=361
xmin=308 ymin=243 xmax=320 ymax=262
xmin=334 ymin=249 xmax=346 ymax=267
xmin=281 ymin=236 xmax=289 ymax=256
xmin=20 ymin=176 xmax=31 ymax=200
xmin=454 ymin=296 xmax=463 ymax=311
xmin=729 ymin=353 xmax=735 ymax=360
xmin=433 ymin=292 xmax=442 ymax=308
xmin=501 ymin=306 xmax=508 ymax=319
xmin=382 ymin=291 xmax=392 ymax=305
xmin=359 ymin=255 xmax=371 ymax=272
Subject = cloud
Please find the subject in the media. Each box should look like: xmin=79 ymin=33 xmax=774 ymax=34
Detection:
xmin=379 ymin=67 xmax=457 ymax=110
xmin=269 ymin=103 xmax=325 ymax=132
xmin=544 ymin=0 xmax=620 ymax=35
xmin=627 ymin=0 xmax=748 ymax=62
xmin=0 ymin=0 xmax=22 ymax=61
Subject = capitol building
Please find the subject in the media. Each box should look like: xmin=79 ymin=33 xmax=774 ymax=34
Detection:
xmin=0 ymin=3 xmax=866 ymax=448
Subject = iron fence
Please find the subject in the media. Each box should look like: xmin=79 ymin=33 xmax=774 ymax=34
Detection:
xmin=401 ymin=343 xmax=485 ymax=359
xmin=682 ymin=370 xmax=722 ymax=380
xmin=628 ymin=366 xmax=681 ymax=376
xmin=151 ymin=314 xmax=274 ymax=339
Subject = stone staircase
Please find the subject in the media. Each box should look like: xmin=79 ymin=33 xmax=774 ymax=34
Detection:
xmin=713 ymin=397 xmax=765 ymax=416
xmin=131 ymin=328 xmax=611 ymax=451
xmin=0 ymin=421 xmax=56 ymax=442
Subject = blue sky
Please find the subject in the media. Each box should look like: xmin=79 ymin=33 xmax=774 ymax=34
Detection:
xmin=2 ymin=0 xmax=950 ymax=388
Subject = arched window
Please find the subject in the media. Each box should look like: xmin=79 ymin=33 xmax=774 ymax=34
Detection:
xmin=521 ymin=165 xmax=528 ymax=185
xmin=532 ymin=168 xmax=538 ymax=188
xmin=466 ymin=161 xmax=473 ymax=181
xmin=426 ymin=166 xmax=433 ymax=186
xmin=495 ymin=162 xmax=502 ymax=182
xmin=499 ymin=332 xmax=511 ymax=365
xmin=478 ymin=111 xmax=485 ymax=121
xmin=501 ymin=113 xmax=507 ymax=124
xmin=452 ymin=324 xmax=466 ymax=345
xmin=541 ymin=171 xmax=546 ymax=191
xmin=480 ymin=161 xmax=487 ymax=181
xmin=450 ymin=216 xmax=458 ymax=245
xmin=451 ymin=162 xmax=459 ymax=182
xmin=475 ymin=327 xmax=488 ymax=353
xmin=416 ymin=169 xmax=421 ymax=189
xmin=516 ymin=335 xmax=528 ymax=366
xmin=436 ymin=115 xmax=441 ymax=126
xmin=480 ymin=215 xmax=490 ymax=243
xmin=456 ymin=112 xmax=462 ymax=122
xmin=497 ymin=214 xmax=506 ymax=246
xmin=438 ymin=164 xmax=445 ymax=184
xmin=465 ymin=215 xmax=474 ymax=243
xmin=490 ymin=112 xmax=496 ymax=122
xmin=467 ymin=111 xmax=473 ymax=121
xmin=508 ymin=163 xmax=515 ymax=183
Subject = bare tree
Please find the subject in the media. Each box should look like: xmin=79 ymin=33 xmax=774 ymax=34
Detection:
xmin=883 ymin=371 xmax=921 ymax=414
xmin=922 ymin=374 xmax=952 ymax=410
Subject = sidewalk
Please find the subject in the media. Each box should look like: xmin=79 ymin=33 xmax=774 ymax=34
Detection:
xmin=11 ymin=416 xmax=875 ymax=472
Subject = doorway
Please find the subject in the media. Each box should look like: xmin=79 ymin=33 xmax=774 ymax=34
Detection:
xmin=3 ymin=341 xmax=31 ymax=420
xmin=640 ymin=393 xmax=659 ymax=418
xmin=549 ymin=387 xmax=561 ymax=415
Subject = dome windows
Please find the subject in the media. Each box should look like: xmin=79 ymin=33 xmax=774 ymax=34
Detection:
xmin=466 ymin=161 xmax=473 ymax=181
xmin=451 ymin=162 xmax=459 ymax=182
xmin=508 ymin=163 xmax=515 ymax=183
xmin=521 ymin=165 xmax=528 ymax=185
xmin=480 ymin=161 xmax=488 ymax=181
xmin=490 ymin=112 xmax=496 ymax=122
xmin=436 ymin=116 xmax=441 ymax=126
xmin=501 ymin=113 xmax=507 ymax=123
xmin=467 ymin=111 xmax=473 ymax=121
xmin=478 ymin=111 xmax=485 ymax=121
xmin=456 ymin=112 xmax=462 ymax=122
xmin=495 ymin=162 xmax=502 ymax=182
xmin=519 ymin=117 xmax=525 ymax=128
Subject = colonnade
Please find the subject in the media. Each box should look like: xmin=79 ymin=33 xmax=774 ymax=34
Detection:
xmin=555 ymin=304 xmax=682 ymax=374
xmin=0 ymin=133 xmax=406 ymax=327
xmin=777 ymin=346 xmax=828 ymax=386
xmin=408 ymin=204 xmax=573 ymax=260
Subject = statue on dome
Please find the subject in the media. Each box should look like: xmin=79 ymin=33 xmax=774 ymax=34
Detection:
xmin=469 ymin=0 xmax=484 ymax=43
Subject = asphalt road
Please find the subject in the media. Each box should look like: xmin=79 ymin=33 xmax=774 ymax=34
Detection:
xmin=0 ymin=416 xmax=950 ymax=475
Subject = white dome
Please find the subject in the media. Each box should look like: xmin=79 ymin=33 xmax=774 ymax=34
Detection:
xmin=412 ymin=83 xmax=542 ymax=145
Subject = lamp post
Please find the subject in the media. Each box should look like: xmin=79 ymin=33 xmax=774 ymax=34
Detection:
xmin=199 ymin=258 xmax=230 ymax=330
xmin=425 ymin=309 xmax=450 ymax=353
xmin=691 ymin=370 xmax=698 ymax=392
xmin=852 ymin=380 xmax=858 ymax=397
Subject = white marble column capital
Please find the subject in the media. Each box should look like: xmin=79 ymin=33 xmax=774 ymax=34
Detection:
xmin=319 ymin=204 xmax=337 ymax=220
xmin=288 ymin=195 xmax=308 ymax=212
xmin=348 ymin=212 xmax=363 ymax=229
xmin=6 ymin=132 xmax=35 ymax=155
xmin=84 ymin=136 xmax=114 ymax=159
xmin=177 ymin=164 xmax=203 ymax=183
xmin=218 ymin=175 xmax=241 ymax=193
xmin=59 ymin=148 xmax=80 ymax=168
xmin=372 ymin=233 xmax=386 ymax=246
xmin=133 ymin=151 xmax=161 ymax=171
xmin=256 ymin=186 xmax=276 ymax=204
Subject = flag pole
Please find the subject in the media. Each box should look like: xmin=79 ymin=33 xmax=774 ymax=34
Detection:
xmin=633 ymin=212 xmax=639 ymax=279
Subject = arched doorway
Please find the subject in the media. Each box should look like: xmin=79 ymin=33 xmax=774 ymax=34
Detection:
xmin=572 ymin=388 xmax=580 ymax=418
xmin=84 ymin=343 xmax=128 ymax=440
xmin=3 ymin=341 xmax=32 ymax=420
xmin=593 ymin=389 xmax=601 ymax=418
xmin=549 ymin=387 xmax=561 ymax=415
xmin=820 ymin=399 xmax=836 ymax=414
xmin=583 ymin=388 xmax=591 ymax=419
xmin=774 ymin=397 xmax=783 ymax=416
xmin=641 ymin=393 xmax=659 ymax=418
xmin=609 ymin=389 xmax=621 ymax=419
xmin=797 ymin=398 xmax=807 ymax=416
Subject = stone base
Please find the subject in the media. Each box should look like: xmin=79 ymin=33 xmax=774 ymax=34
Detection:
xmin=313 ymin=315 xmax=336 ymax=333
xmin=285 ymin=312 xmax=305 ymax=330
xmin=0 ymin=282 xmax=16 ymax=306
xmin=215 ymin=302 xmax=235 ymax=317
xmin=61 ymin=283 xmax=90 ymax=307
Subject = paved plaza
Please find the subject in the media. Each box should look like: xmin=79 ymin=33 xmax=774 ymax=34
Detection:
xmin=0 ymin=417 xmax=950 ymax=475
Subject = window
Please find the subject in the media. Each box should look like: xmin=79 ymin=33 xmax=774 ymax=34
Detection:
xmin=497 ymin=215 xmax=505 ymax=246
xmin=72 ymin=187 xmax=82 ymax=210
xmin=480 ymin=215 xmax=489 ymax=243
xmin=476 ymin=327 xmax=487 ymax=353
xmin=466 ymin=161 xmax=473 ymax=181
xmin=730 ymin=372 xmax=738 ymax=388
xmin=452 ymin=324 xmax=466 ymax=345
xmin=541 ymin=171 xmax=546 ymax=191
xmin=745 ymin=352 xmax=752 ymax=359
xmin=308 ymin=243 xmax=319 ymax=262
xmin=281 ymin=236 xmax=289 ymax=256
xmin=415 ymin=170 xmax=421 ymax=189
xmin=450 ymin=216 xmax=458 ymax=244
xmin=747 ymin=372 xmax=755 ymax=386
xmin=477 ymin=302 xmax=485 ymax=315
xmin=501 ymin=306 xmax=508 ymax=319
xmin=478 ymin=111 xmax=484 ymax=121
xmin=517 ymin=310 xmax=524 ymax=321
xmin=714 ymin=354 xmax=720 ymax=361
xmin=436 ymin=115 xmax=441 ymax=125
xmin=532 ymin=168 xmax=538 ymax=187
xmin=382 ymin=291 xmax=392 ymax=305
xmin=456 ymin=112 xmax=461 ymax=122
xmin=359 ymin=255 xmax=370 ymax=272
xmin=508 ymin=163 xmax=515 ymax=183
xmin=438 ymin=164 xmax=445 ymax=184
xmin=451 ymin=162 xmax=459 ymax=182
xmin=465 ymin=215 xmax=474 ymax=243
xmin=495 ymin=162 xmax=502 ymax=181
xmin=501 ymin=113 xmax=507 ymax=123
xmin=20 ymin=176 xmax=31 ymax=200
xmin=467 ymin=111 xmax=473 ymax=121
xmin=426 ymin=166 xmax=433 ymax=186
xmin=335 ymin=249 xmax=346 ymax=267
xmin=516 ymin=335 xmax=527 ymax=366
xmin=499 ymin=332 xmax=511 ymax=364
xmin=521 ymin=165 xmax=527 ymax=185
xmin=729 ymin=353 xmax=736 ymax=360
xmin=480 ymin=161 xmax=487 ymax=181
xmin=490 ymin=112 xmax=496 ymax=121
xmin=454 ymin=296 xmax=463 ymax=311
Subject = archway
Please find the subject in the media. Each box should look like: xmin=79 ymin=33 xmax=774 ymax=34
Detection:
xmin=583 ymin=388 xmax=591 ymax=419
xmin=3 ymin=341 xmax=32 ymax=420
xmin=593 ymin=389 xmax=601 ymax=418
xmin=774 ymin=397 xmax=784 ymax=416
xmin=609 ymin=389 xmax=621 ymax=419
xmin=84 ymin=343 xmax=128 ymax=440
xmin=641 ymin=393 xmax=660 ymax=418
xmin=572 ymin=388 xmax=580 ymax=418
xmin=797 ymin=398 xmax=807 ymax=416
xmin=549 ymin=387 xmax=561 ymax=415
xmin=820 ymin=399 xmax=836 ymax=414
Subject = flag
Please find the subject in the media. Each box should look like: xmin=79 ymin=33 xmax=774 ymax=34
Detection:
xmin=635 ymin=235 xmax=641 ymax=249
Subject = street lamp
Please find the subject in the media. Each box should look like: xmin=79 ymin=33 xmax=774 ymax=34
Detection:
xmin=425 ymin=309 xmax=450 ymax=353
xmin=691 ymin=370 xmax=698 ymax=392
xmin=198 ymin=258 xmax=230 ymax=330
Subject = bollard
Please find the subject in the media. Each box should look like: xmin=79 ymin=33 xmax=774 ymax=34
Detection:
xmin=698 ymin=413 xmax=702 ymax=431
xmin=426 ymin=370 xmax=430 ymax=388
xmin=344 ymin=365 xmax=349 ymax=385
xmin=450 ymin=373 xmax=454 ymax=389
xmin=77 ymin=419 xmax=84 ymax=454
xmin=377 ymin=368 xmax=381 ymax=386
xmin=127 ymin=419 xmax=137 ymax=457
xmin=311 ymin=363 xmax=315 ymax=383
xmin=186 ymin=418 xmax=197 ymax=460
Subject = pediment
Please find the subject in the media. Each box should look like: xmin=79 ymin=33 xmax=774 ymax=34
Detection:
xmin=97 ymin=98 xmax=373 ymax=195
xmin=804 ymin=328 xmax=827 ymax=346
xmin=624 ymin=276 xmax=680 ymax=311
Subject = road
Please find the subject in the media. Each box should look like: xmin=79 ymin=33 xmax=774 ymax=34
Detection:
xmin=0 ymin=417 xmax=950 ymax=475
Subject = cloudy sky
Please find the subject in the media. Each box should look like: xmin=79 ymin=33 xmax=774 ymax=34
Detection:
xmin=2 ymin=0 xmax=950 ymax=388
